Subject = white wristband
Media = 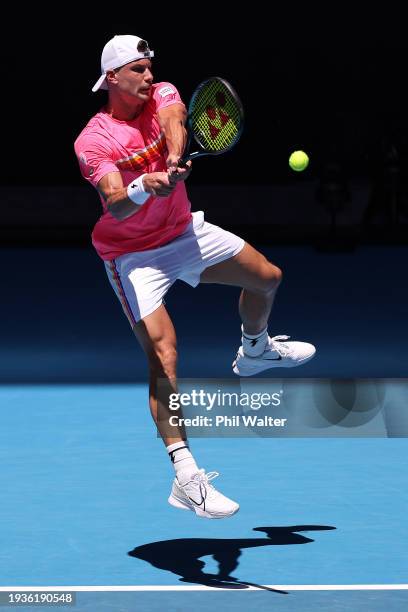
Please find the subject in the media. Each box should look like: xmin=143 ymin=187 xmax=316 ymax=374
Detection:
xmin=127 ymin=174 xmax=150 ymax=205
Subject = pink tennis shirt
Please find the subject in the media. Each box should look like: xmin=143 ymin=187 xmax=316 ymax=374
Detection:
xmin=74 ymin=82 xmax=192 ymax=260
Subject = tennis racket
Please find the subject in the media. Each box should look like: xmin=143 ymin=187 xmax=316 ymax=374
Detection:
xmin=179 ymin=77 xmax=244 ymax=165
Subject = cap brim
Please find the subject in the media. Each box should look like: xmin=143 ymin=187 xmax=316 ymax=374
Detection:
xmin=92 ymin=74 xmax=108 ymax=92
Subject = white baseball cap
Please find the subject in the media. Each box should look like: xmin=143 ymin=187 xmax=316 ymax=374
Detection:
xmin=92 ymin=35 xmax=155 ymax=92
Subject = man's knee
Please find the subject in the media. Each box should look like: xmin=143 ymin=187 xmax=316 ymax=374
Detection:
xmin=252 ymin=262 xmax=283 ymax=294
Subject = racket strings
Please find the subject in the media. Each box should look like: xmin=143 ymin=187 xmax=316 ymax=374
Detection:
xmin=190 ymin=79 xmax=242 ymax=152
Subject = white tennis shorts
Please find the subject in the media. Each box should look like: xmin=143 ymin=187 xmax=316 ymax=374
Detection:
xmin=104 ymin=211 xmax=245 ymax=326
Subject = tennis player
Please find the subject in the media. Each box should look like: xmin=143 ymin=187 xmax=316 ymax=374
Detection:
xmin=74 ymin=34 xmax=316 ymax=520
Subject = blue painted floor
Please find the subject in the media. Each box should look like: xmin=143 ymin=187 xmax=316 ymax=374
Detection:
xmin=0 ymin=244 xmax=407 ymax=610
xmin=1 ymin=385 xmax=407 ymax=588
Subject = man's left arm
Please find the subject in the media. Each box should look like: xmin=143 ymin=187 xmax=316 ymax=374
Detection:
xmin=157 ymin=104 xmax=192 ymax=181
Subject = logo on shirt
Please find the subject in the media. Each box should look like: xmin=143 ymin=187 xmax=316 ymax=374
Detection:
xmin=158 ymin=86 xmax=175 ymax=97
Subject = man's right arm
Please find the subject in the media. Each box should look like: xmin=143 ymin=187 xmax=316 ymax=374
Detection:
xmin=98 ymin=171 xmax=178 ymax=221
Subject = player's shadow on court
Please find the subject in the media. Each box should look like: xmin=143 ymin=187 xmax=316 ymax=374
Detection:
xmin=128 ymin=525 xmax=336 ymax=593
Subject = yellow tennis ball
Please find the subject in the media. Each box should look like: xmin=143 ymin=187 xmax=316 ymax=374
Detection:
xmin=289 ymin=150 xmax=309 ymax=172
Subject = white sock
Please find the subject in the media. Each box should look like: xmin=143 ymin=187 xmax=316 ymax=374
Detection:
xmin=166 ymin=442 xmax=199 ymax=484
xmin=241 ymin=324 xmax=268 ymax=357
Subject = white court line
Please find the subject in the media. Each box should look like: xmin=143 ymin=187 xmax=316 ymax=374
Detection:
xmin=0 ymin=585 xmax=408 ymax=592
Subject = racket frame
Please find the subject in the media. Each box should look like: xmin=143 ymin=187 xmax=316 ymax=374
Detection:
xmin=180 ymin=76 xmax=244 ymax=164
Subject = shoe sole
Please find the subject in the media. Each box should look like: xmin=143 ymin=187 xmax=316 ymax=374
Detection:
xmin=233 ymin=353 xmax=315 ymax=376
xmin=168 ymin=493 xmax=239 ymax=519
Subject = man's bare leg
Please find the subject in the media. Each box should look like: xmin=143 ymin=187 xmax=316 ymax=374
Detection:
xmin=201 ymin=241 xmax=282 ymax=334
xmin=132 ymin=304 xmax=240 ymax=518
xmin=133 ymin=304 xmax=185 ymax=446
xmin=200 ymin=241 xmax=315 ymax=372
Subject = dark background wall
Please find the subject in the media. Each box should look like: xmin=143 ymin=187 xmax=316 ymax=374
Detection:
xmin=1 ymin=10 xmax=408 ymax=383
xmin=2 ymin=9 xmax=408 ymax=241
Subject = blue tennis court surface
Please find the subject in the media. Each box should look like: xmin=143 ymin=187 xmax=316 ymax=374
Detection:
xmin=1 ymin=245 xmax=407 ymax=610
xmin=1 ymin=387 xmax=407 ymax=597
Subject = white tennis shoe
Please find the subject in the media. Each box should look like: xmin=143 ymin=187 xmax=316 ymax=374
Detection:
xmin=232 ymin=334 xmax=316 ymax=376
xmin=168 ymin=469 xmax=239 ymax=519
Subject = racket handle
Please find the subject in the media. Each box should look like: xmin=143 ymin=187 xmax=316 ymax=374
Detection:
xmin=178 ymin=151 xmax=204 ymax=166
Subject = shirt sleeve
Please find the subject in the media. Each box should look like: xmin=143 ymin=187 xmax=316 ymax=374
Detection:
xmin=74 ymin=132 xmax=119 ymax=189
xmin=152 ymin=82 xmax=185 ymax=112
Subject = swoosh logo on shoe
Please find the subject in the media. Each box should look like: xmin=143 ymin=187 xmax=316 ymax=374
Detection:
xmin=187 ymin=493 xmax=205 ymax=507
xmin=262 ymin=355 xmax=282 ymax=361
xmin=184 ymin=483 xmax=206 ymax=509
